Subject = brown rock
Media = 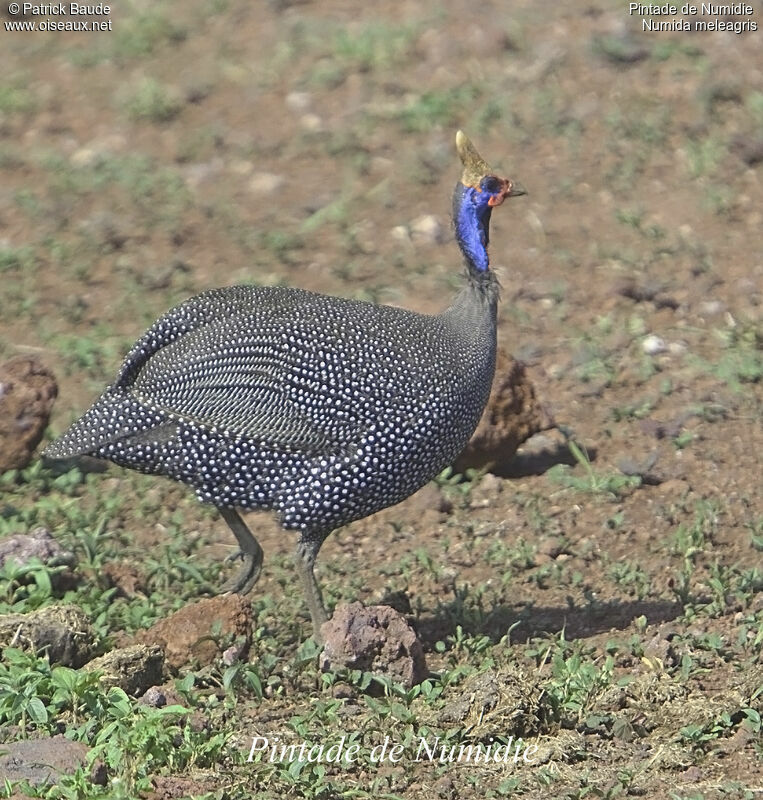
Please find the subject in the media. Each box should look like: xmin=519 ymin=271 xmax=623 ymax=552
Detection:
xmin=658 ymin=479 xmax=690 ymax=496
xmin=319 ymin=602 xmax=427 ymax=688
xmin=102 ymin=561 xmax=145 ymax=598
xmin=0 ymin=736 xmax=89 ymax=786
xmin=0 ymin=527 xmax=76 ymax=590
xmin=0 ymin=356 xmax=57 ymax=473
xmin=0 ymin=604 xmax=94 ymax=667
xmin=454 ymin=351 xmax=554 ymax=473
xmin=135 ymin=595 xmax=252 ymax=671
xmin=85 ymin=644 xmax=165 ymax=697
xmin=407 ymin=483 xmax=453 ymax=515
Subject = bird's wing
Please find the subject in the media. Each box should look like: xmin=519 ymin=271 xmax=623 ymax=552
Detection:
xmin=129 ymin=313 xmax=353 ymax=456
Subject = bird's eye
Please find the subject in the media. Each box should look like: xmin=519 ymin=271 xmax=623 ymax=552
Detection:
xmin=481 ymin=176 xmax=502 ymax=194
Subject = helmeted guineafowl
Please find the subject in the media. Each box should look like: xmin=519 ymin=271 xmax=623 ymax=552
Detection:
xmin=42 ymin=131 xmax=525 ymax=641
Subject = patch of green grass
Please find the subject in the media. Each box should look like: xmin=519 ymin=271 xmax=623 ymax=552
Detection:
xmin=607 ymin=104 xmax=671 ymax=147
xmin=680 ymin=707 xmax=760 ymax=750
xmin=610 ymin=395 xmax=656 ymax=421
xmin=113 ymin=10 xmax=188 ymax=60
xmin=0 ymin=84 xmax=36 ymax=114
xmin=50 ymin=330 xmax=123 ymax=380
xmin=42 ymin=153 xmax=190 ymax=231
xmin=0 ymin=244 xmax=36 ymax=273
xmin=434 ymin=466 xmax=483 ymax=504
xmin=747 ymin=517 xmax=763 ymax=552
xmin=259 ymin=230 xmax=305 ymax=265
xmin=609 ymin=560 xmax=651 ymax=600
xmin=709 ymin=322 xmax=762 ymax=389
xmin=685 ymin=136 xmax=726 ymax=178
xmin=745 ymin=90 xmax=763 ymax=125
xmin=591 ymin=34 xmax=648 ymax=65
xmin=650 ymin=39 xmax=703 ymax=61
xmin=604 ymin=104 xmax=672 ymax=190
xmin=395 ymin=86 xmax=480 ymax=133
xmin=684 ymin=320 xmax=762 ymax=393
xmin=0 ymin=647 xmax=228 ymax=798
xmin=332 ymin=22 xmax=418 ymax=73
xmin=123 ymin=78 xmax=184 ymax=123
xmin=68 ymin=8 xmax=188 ymax=68
xmin=485 ymin=536 xmax=537 ymax=573
xmin=670 ymin=500 xmax=720 ymax=560
xmin=549 ymin=441 xmax=641 ymax=499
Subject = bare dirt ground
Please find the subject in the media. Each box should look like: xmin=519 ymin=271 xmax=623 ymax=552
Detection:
xmin=0 ymin=1 xmax=761 ymax=798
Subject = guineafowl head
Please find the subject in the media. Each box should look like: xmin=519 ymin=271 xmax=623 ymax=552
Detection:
xmin=452 ymin=130 xmax=525 ymax=274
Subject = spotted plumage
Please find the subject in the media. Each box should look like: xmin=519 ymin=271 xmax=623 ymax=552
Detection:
xmin=43 ymin=132 xmax=525 ymax=640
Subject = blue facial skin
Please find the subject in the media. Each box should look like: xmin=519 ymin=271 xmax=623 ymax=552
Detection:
xmin=453 ymin=177 xmax=505 ymax=273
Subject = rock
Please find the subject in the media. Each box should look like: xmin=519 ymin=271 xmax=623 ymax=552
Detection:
xmin=101 ymin=561 xmax=145 ymax=598
xmin=392 ymin=224 xmax=415 ymax=245
xmin=84 ymin=644 xmax=165 ymax=697
xmin=407 ymin=483 xmax=453 ymax=515
xmin=0 ymin=356 xmax=57 ymax=473
xmin=248 ymin=172 xmax=284 ymax=195
xmin=300 ymin=113 xmax=322 ymax=132
xmin=0 ymin=604 xmax=94 ymax=667
xmin=319 ymin=602 xmax=427 ymax=688
xmin=617 ymin=451 xmax=663 ymax=485
xmin=285 ymin=91 xmax=311 ymax=112
xmin=642 ymin=334 xmax=667 ymax=355
xmin=139 ymin=686 xmax=167 ymax=707
xmin=698 ymin=300 xmax=724 ymax=316
xmin=135 ymin=595 xmax=252 ymax=672
xmin=468 ymin=472 xmax=504 ymax=508
xmin=221 ymin=640 xmax=247 ymax=666
xmin=0 ymin=736 xmax=89 ymax=786
xmin=454 ymin=351 xmax=554 ymax=473
xmin=658 ymin=478 xmax=690 ymax=496
xmin=410 ymin=214 xmax=444 ymax=245
xmin=0 ymin=527 xmax=76 ymax=586
xmin=70 ymin=147 xmax=98 ymax=167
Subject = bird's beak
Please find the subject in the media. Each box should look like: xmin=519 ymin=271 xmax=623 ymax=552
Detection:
xmin=507 ymin=180 xmax=527 ymax=197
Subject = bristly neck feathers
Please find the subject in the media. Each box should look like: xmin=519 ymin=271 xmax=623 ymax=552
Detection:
xmin=452 ymin=181 xmax=501 ymax=303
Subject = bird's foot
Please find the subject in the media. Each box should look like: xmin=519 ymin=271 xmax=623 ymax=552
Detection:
xmin=295 ymin=539 xmax=329 ymax=645
xmin=220 ymin=549 xmax=262 ymax=595
xmin=217 ymin=507 xmax=264 ymax=596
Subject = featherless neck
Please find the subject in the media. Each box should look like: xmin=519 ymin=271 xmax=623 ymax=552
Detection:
xmin=452 ymin=182 xmax=495 ymax=274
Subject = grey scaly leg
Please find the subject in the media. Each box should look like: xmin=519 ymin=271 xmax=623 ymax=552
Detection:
xmin=295 ymin=538 xmax=328 ymax=642
xmin=218 ymin=506 xmax=264 ymax=595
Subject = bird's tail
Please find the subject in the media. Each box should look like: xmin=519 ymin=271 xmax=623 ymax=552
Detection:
xmin=42 ymin=388 xmax=170 ymax=461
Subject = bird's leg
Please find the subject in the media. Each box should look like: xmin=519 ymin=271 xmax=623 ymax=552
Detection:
xmin=295 ymin=537 xmax=329 ymax=644
xmin=217 ymin=506 xmax=264 ymax=595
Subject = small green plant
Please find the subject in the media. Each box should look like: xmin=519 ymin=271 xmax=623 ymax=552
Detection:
xmin=545 ymin=645 xmax=614 ymax=723
xmin=0 ymin=244 xmax=36 ymax=273
xmin=396 ymin=86 xmax=479 ymax=133
xmin=609 ymin=560 xmax=651 ymax=599
xmin=0 ymin=558 xmax=59 ymax=611
xmin=685 ymin=136 xmax=725 ymax=178
xmin=0 ymin=84 xmax=36 ymax=114
xmin=691 ymin=321 xmax=762 ymax=391
xmin=124 ymin=78 xmax=183 ymax=123
xmin=332 ymin=22 xmax=417 ymax=73
xmin=549 ymin=440 xmax=641 ymax=499
xmin=0 ymin=648 xmax=54 ymax=733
